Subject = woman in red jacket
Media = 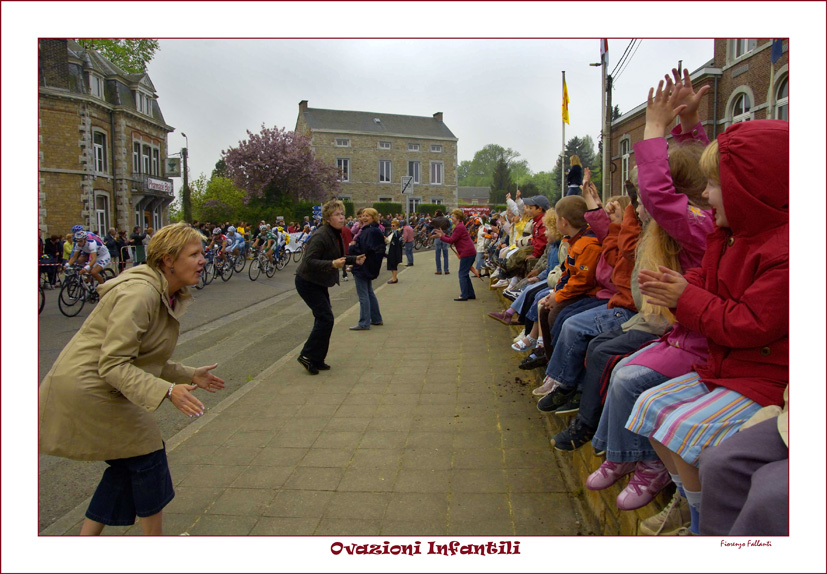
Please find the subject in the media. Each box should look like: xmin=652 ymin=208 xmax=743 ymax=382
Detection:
xmin=433 ymin=209 xmax=477 ymax=301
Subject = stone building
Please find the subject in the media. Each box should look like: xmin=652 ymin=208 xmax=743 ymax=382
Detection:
xmin=38 ymin=39 xmax=176 ymax=236
xmin=608 ymin=38 xmax=788 ymax=195
xmin=457 ymin=186 xmax=491 ymax=205
xmin=295 ymin=101 xmax=458 ymax=211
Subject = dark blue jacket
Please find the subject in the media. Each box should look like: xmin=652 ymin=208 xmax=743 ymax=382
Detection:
xmin=348 ymin=223 xmax=385 ymax=280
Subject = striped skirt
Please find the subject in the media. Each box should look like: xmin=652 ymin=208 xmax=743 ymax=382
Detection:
xmin=625 ymin=372 xmax=761 ymax=467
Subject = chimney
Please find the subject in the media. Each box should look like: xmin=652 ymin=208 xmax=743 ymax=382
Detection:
xmin=299 ymin=100 xmax=308 ymax=113
xmin=39 ymin=39 xmax=70 ymax=89
xmin=433 ymin=112 xmax=443 ymax=122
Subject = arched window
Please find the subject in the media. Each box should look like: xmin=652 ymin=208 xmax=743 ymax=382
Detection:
xmin=775 ymin=76 xmax=788 ymax=122
xmin=731 ymin=93 xmax=753 ymax=124
xmin=619 ymin=137 xmax=631 ymax=186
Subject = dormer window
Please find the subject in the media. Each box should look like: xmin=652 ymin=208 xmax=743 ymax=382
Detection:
xmin=89 ymin=74 xmax=104 ymax=99
xmin=134 ymin=90 xmax=153 ymax=117
xmin=335 ymin=138 xmax=350 ymax=147
xmin=408 ymin=143 xmax=420 ymax=152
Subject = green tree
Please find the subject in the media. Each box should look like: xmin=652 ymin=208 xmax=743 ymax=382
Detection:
xmin=191 ymin=175 xmax=245 ymax=223
xmin=76 ymin=39 xmax=160 ymax=73
xmin=490 ymin=158 xmax=517 ymax=204
xmin=459 ymin=144 xmax=531 ymax=188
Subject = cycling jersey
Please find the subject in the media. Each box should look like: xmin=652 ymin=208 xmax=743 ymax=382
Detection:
xmin=226 ymin=231 xmax=245 ymax=249
xmin=70 ymin=232 xmax=105 ymax=256
xmin=209 ymin=235 xmax=227 ymax=250
xmin=76 ymin=239 xmax=111 ymax=267
xmin=257 ymin=231 xmax=277 ymax=245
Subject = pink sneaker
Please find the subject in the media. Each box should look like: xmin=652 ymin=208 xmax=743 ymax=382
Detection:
xmin=615 ymin=460 xmax=672 ymax=511
xmin=585 ymin=460 xmax=636 ymax=491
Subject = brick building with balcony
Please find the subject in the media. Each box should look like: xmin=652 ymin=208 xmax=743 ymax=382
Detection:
xmin=295 ymin=101 xmax=459 ymax=212
xmin=608 ymin=38 xmax=788 ymax=196
xmin=38 ymin=39 xmax=176 ymax=236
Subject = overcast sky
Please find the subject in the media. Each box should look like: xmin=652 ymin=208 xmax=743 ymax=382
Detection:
xmin=148 ymin=38 xmax=714 ymax=183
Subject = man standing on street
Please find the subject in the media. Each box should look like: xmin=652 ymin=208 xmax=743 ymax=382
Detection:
xmin=402 ymin=219 xmax=415 ymax=266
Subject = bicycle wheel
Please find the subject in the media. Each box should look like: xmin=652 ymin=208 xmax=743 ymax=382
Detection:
xmin=233 ymin=254 xmax=246 ymax=273
xmin=275 ymin=251 xmax=289 ymax=271
xmin=220 ymin=260 xmax=234 ymax=281
xmin=203 ymin=261 xmax=215 ymax=285
xmin=102 ymin=268 xmax=116 ymax=281
xmin=265 ymin=257 xmax=277 ymax=278
xmin=248 ymin=258 xmax=261 ymax=281
xmin=58 ymin=277 xmax=85 ymax=317
xmin=292 ymin=246 xmax=303 ymax=263
xmin=39 ymin=285 xmax=45 ymax=314
xmin=414 ymin=237 xmax=423 ymax=250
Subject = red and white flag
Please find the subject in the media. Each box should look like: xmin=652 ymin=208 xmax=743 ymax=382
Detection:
xmin=600 ymin=39 xmax=609 ymax=66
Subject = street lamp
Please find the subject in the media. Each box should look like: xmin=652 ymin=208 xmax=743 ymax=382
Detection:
xmin=180 ymin=132 xmax=191 ymax=223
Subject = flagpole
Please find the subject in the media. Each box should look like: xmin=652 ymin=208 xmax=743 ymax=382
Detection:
xmin=767 ymin=53 xmax=776 ymax=119
xmin=561 ymin=70 xmax=566 ymax=199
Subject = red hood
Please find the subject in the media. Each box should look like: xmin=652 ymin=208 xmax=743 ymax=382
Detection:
xmin=717 ymin=120 xmax=788 ymax=238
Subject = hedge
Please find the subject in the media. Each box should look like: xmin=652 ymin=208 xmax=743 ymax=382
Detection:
xmin=372 ymin=202 xmax=403 ymax=215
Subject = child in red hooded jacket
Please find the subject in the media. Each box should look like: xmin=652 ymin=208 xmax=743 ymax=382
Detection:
xmin=627 ymin=118 xmax=789 ymax=535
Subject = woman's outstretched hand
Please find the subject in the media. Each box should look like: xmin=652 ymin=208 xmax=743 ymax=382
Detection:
xmin=192 ymin=363 xmax=225 ymax=393
xmin=169 ymin=384 xmax=205 ymax=418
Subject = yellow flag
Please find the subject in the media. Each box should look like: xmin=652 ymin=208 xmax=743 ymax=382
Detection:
xmin=562 ymin=78 xmax=570 ymax=125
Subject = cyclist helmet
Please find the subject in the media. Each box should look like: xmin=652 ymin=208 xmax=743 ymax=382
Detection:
xmin=72 ymin=224 xmax=84 ymax=233
xmin=259 ymin=224 xmax=268 ymax=233
xmin=227 ymin=226 xmax=236 ymax=233
xmin=73 ymin=230 xmax=88 ymax=242
xmin=212 ymin=227 xmax=222 ymax=235
xmin=277 ymin=226 xmax=284 ymax=232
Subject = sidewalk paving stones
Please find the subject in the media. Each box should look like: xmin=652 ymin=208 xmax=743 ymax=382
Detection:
xmin=51 ymin=261 xmax=586 ymax=536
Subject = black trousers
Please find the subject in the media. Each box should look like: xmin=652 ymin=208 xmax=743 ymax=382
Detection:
xmin=295 ymin=275 xmax=335 ymax=364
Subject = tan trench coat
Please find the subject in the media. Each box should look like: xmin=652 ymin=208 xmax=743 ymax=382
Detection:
xmin=38 ymin=265 xmax=196 ymax=461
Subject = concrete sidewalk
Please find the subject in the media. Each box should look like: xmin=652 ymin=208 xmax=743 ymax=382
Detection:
xmin=49 ymin=261 xmax=586 ymax=536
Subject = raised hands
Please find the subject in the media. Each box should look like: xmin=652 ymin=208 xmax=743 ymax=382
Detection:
xmin=605 ymin=200 xmax=623 ymax=224
xmin=583 ymin=181 xmax=602 ymax=211
xmin=669 ymin=67 xmax=710 ymax=132
xmin=644 ymin=68 xmax=710 ymax=140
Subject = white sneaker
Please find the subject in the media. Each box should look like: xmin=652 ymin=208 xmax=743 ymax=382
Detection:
xmin=491 ymin=279 xmax=508 ymax=289
xmin=532 ymin=375 xmax=559 ymax=396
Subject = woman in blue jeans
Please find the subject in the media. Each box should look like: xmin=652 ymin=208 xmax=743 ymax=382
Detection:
xmin=431 ymin=210 xmax=450 ymax=274
xmin=347 ymin=208 xmax=386 ymax=330
xmin=433 ymin=209 xmax=477 ymax=301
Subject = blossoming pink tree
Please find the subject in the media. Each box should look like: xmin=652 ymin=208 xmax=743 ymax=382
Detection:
xmin=222 ymin=125 xmax=341 ymax=204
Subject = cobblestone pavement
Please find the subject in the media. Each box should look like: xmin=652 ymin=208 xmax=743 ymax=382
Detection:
xmin=43 ymin=261 xmax=585 ymax=536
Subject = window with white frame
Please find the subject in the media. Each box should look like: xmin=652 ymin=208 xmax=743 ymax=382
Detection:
xmin=407 ymin=197 xmax=422 ymax=213
xmin=731 ymin=39 xmax=757 ymax=60
xmin=337 ymin=158 xmax=350 ymax=182
xmin=338 ymin=195 xmax=352 ymax=202
xmin=731 ymin=92 xmax=753 ymax=124
xmin=152 ymin=149 xmax=160 ymax=176
xmin=619 ymin=137 xmax=631 ymax=184
xmin=408 ymin=143 xmax=420 ymax=152
xmin=133 ymin=142 xmax=141 ymax=174
xmin=431 ymin=198 xmax=444 ymax=205
xmin=430 ymin=144 xmax=443 ymax=153
xmin=775 ymin=76 xmax=788 ymax=122
xmin=379 ymin=160 xmax=392 ymax=183
xmin=134 ymin=90 xmax=153 ymax=116
xmin=335 ymin=138 xmax=350 ymax=147
xmin=92 ymin=131 xmax=108 ymax=174
xmin=408 ymin=161 xmax=420 ymax=184
xmin=430 ymin=161 xmax=443 ymax=185
xmin=89 ymin=74 xmax=104 ymax=99
xmin=378 ymin=196 xmax=393 ymax=203
xmin=142 ymin=145 xmax=152 ymax=174
xmin=94 ymin=191 xmax=110 ymax=234
xmin=378 ymin=141 xmax=391 ymax=150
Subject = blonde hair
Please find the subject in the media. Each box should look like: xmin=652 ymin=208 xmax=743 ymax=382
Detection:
xmin=699 ymin=139 xmax=720 ymax=184
xmin=570 ymin=155 xmax=581 ymax=166
xmin=361 ymin=207 xmax=380 ymax=223
xmin=542 ymin=209 xmax=563 ymax=241
xmin=451 ymin=208 xmax=466 ymax=222
xmin=635 ymin=220 xmax=682 ymax=325
xmin=322 ymin=199 xmax=345 ymax=222
xmin=391 ymin=219 xmax=399 ymax=227
xmin=554 ymin=195 xmax=589 ymax=228
xmin=668 ymin=141 xmax=709 ymax=208
xmin=146 ymin=222 xmax=205 ymax=271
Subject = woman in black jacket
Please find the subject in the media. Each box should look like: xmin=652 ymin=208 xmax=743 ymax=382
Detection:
xmin=294 ymin=199 xmax=364 ymax=374
xmin=565 ymin=154 xmax=583 ymax=196
xmin=347 ymin=208 xmax=386 ymax=331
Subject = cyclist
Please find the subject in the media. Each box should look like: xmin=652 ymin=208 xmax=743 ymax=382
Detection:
xmin=225 ymin=225 xmax=245 ymax=259
xmin=206 ymin=227 xmax=228 ymax=264
xmin=65 ymin=230 xmax=110 ymax=286
xmin=274 ymin=226 xmax=288 ymax=262
xmin=252 ymin=224 xmax=278 ymax=266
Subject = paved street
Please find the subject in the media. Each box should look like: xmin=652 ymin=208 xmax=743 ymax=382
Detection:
xmin=39 ymin=257 xmax=586 ymax=536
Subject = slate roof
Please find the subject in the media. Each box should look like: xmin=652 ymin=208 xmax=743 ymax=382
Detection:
xmin=302 ymin=107 xmax=457 ymax=141
xmin=457 ymin=186 xmax=490 ymax=200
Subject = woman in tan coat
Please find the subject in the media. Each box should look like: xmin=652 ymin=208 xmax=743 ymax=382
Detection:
xmin=39 ymin=223 xmax=225 ymax=535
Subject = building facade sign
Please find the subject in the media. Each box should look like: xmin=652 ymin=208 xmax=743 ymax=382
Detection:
xmin=147 ymin=177 xmax=173 ymax=194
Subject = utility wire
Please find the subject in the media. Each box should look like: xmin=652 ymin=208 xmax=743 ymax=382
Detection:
xmin=610 ymin=39 xmax=636 ymax=77
xmin=613 ymin=39 xmax=643 ymax=84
